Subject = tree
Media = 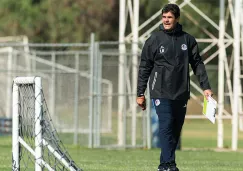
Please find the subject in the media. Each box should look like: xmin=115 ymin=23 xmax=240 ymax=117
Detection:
xmin=0 ymin=0 xmax=118 ymax=42
xmin=0 ymin=0 xmax=225 ymax=43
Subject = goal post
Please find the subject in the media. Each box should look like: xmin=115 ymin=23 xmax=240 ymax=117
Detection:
xmin=12 ymin=76 xmax=82 ymax=171
xmin=12 ymin=76 xmax=20 ymax=170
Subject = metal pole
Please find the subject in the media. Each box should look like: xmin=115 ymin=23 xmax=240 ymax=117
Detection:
xmin=23 ymin=36 xmax=31 ymax=75
xmin=93 ymin=42 xmax=100 ymax=147
xmin=107 ymin=81 xmax=113 ymax=131
xmin=118 ymin=0 xmax=126 ymax=146
xmin=142 ymin=109 xmax=146 ymax=148
xmin=51 ymin=53 xmax=57 ymax=129
xmin=35 ymin=77 xmax=42 ymax=171
xmin=123 ymin=51 xmax=127 ymax=147
xmin=131 ymin=0 xmax=139 ymax=146
xmin=6 ymin=48 xmax=13 ymax=118
xmin=89 ymin=33 xmax=95 ymax=148
xmin=12 ymin=82 xmax=19 ymax=170
xmin=239 ymin=5 xmax=243 ymax=131
xmin=32 ymin=51 xmax=36 ymax=72
xmin=97 ymin=52 xmax=102 ymax=146
xmin=73 ymin=53 xmax=80 ymax=145
xmin=217 ymin=0 xmax=225 ymax=149
xmin=107 ymin=82 xmax=113 ymax=132
xmin=146 ymin=85 xmax=151 ymax=149
xmin=232 ymin=0 xmax=241 ymax=151
xmin=93 ymin=43 xmax=98 ymax=147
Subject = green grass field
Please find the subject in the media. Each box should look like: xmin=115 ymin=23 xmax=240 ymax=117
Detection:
xmin=1 ymin=119 xmax=243 ymax=171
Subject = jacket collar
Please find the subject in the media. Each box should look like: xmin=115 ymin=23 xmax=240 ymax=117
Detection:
xmin=159 ymin=23 xmax=182 ymax=34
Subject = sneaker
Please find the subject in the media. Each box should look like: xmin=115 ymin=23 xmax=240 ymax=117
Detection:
xmin=157 ymin=163 xmax=168 ymax=171
xmin=167 ymin=165 xmax=179 ymax=171
xmin=166 ymin=162 xmax=179 ymax=171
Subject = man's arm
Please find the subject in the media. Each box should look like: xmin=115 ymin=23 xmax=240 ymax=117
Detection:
xmin=189 ymin=38 xmax=213 ymax=98
xmin=137 ymin=36 xmax=155 ymax=109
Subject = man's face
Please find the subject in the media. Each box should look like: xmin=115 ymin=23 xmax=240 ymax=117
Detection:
xmin=162 ymin=11 xmax=179 ymax=30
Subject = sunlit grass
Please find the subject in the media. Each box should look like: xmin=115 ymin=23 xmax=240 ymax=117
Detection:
xmin=1 ymin=119 xmax=243 ymax=171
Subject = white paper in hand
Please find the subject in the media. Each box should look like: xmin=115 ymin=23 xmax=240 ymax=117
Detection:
xmin=203 ymin=96 xmax=217 ymax=124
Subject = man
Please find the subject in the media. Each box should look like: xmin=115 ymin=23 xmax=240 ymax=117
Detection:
xmin=136 ymin=3 xmax=213 ymax=171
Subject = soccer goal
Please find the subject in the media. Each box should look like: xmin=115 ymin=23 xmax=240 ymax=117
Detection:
xmin=12 ymin=77 xmax=82 ymax=171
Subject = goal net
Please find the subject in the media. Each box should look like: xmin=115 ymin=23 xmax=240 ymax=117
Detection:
xmin=12 ymin=77 xmax=82 ymax=171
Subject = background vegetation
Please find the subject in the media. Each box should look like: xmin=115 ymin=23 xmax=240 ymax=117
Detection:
xmin=0 ymin=0 xmax=228 ymax=43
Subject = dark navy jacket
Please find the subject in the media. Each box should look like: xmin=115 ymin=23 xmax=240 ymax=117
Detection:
xmin=137 ymin=23 xmax=211 ymax=100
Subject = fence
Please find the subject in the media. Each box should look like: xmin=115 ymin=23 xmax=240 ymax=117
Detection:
xmin=0 ymin=35 xmax=238 ymax=148
xmin=0 ymin=38 xmax=149 ymax=148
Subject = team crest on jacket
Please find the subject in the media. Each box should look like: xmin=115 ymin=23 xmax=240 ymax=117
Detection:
xmin=181 ymin=44 xmax=187 ymax=50
xmin=155 ymin=99 xmax=160 ymax=106
xmin=159 ymin=46 xmax=165 ymax=53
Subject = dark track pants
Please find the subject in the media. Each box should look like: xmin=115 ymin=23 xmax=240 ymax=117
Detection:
xmin=152 ymin=98 xmax=187 ymax=165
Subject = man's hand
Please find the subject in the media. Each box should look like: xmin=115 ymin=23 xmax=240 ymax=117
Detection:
xmin=204 ymin=89 xmax=213 ymax=100
xmin=136 ymin=96 xmax=146 ymax=110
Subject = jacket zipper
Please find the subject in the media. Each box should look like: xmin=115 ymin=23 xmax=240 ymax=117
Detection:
xmin=172 ymin=30 xmax=177 ymax=64
xmin=172 ymin=31 xmax=175 ymax=52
